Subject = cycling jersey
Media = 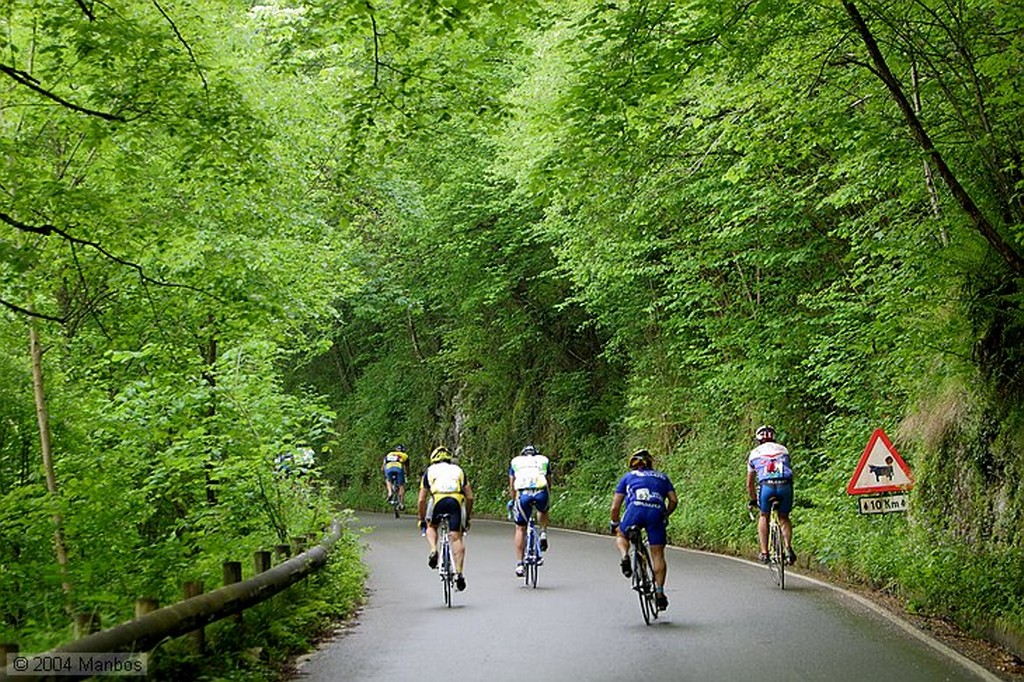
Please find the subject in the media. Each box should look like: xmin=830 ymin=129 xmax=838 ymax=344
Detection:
xmin=509 ymin=454 xmax=550 ymax=490
xmin=615 ymin=469 xmax=675 ymax=546
xmin=383 ymin=450 xmax=408 ymax=472
xmin=747 ymin=442 xmax=792 ymax=483
xmin=615 ymin=469 xmax=675 ymax=510
xmin=421 ymin=461 xmax=467 ymax=503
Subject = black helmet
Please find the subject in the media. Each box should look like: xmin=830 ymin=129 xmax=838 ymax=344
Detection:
xmin=521 ymin=445 xmax=538 ymax=456
xmin=628 ymin=449 xmax=653 ymax=469
xmin=755 ymin=425 xmax=776 ymax=444
xmin=394 ymin=444 xmax=406 ymax=452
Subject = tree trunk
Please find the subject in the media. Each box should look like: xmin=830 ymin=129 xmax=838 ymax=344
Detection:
xmin=843 ymin=1 xmax=1024 ymax=274
xmin=29 ymin=322 xmax=73 ymax=614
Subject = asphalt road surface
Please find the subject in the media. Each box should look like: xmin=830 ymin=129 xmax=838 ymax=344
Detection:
xmin=293 ymin=512 xmax=999 ymax=682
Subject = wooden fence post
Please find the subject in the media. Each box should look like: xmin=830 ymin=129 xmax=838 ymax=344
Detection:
xmin=274 ymin=544 xmax=291 ymax=562
xmin=223 ymin=562 xmax=243 ymax=625
xmin=183 ymin=581 xmax=205 ymax=653
xmin=134 ymin=599 xmax=158 ymax=669
xmin=74 ymin=612 xmax=100 ymax=638
xmin=290 ymin=536 xmax=306 ymax=555
xmin=134 ymin=599 xmax=159 ymax=619
xmin=1 ymin=643 xmax=18 ymax=671
xmin=254 ymin=551 xmax=272 ymax=574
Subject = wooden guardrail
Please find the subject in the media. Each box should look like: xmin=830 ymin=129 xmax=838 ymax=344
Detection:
xmin=0 ymin=519 xmax=344 ymax=681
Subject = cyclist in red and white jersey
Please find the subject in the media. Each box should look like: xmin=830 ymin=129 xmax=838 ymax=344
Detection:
xmin=746 ymin=425 xmax=796 ymax=565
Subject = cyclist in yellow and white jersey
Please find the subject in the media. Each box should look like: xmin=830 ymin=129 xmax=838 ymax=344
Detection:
xmin=418 ymin=446 xmax=474 ymax=591
xmin=382 ymin=444 xmax=410 ymax=510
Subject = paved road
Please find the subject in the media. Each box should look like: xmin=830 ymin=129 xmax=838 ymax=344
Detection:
xmin=294 ymin=513 xmax=998 ymax=682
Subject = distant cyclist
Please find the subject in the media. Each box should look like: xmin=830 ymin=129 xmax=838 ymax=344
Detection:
xmin=382 ymin=444 xmax=410 ymax=510
xmin=746 ymin=425 xmax=796 ymax=565
xmin=610 ymin=449 xmax=677 ymax=611
xmin=418 ymin=446 xmax=474 ymax=591
xmin=508 ymin=444 xmax=551 ymax=577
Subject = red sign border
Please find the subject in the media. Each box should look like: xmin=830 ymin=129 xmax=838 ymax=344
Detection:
xmin=847 ymin=428 xmax=915 ymax=495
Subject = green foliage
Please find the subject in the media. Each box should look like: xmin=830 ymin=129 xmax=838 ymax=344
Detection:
xmin=4 ymin=0 xmax=1024 ymax=663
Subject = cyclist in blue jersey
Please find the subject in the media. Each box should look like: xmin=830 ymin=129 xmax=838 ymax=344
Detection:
xmin=746 ymin=425 xmax=796 ymax=565
xmin=610 ymin=449 xmax=678 ymax=611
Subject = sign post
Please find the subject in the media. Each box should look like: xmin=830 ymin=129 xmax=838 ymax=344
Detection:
xmin=847 ymin=428 xmax=913 ymax=514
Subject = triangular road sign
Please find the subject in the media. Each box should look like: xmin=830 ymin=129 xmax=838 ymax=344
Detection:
xmin=847 ymin=428 xmax=914 ymax=495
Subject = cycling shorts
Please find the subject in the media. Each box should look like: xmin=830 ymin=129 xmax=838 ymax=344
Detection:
xmin=620 ymin=503 xmax=669 ymax=546
xmin=512 ymin=489 xmax=550 ymax=525
xmin=757 ymin=480 xmax=794 ymax=515
xmin=428 ymin=496 xmax=466 ymax=532
xmin=385 ymin=468 xmax=406 ymax=486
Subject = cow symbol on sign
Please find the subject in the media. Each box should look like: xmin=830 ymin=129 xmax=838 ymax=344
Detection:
xmin=868 ymin=456 xmax=894 ymax=482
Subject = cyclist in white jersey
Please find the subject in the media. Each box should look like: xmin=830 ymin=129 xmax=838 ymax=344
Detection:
xmin=508 ymin=444 xmax=551 ymax=577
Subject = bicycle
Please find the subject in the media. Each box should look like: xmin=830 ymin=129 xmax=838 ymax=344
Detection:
xmin=625 ymin=526 xmax=659 ymax=624
xmin=386 ymin=487 xmax=401 ymax=518
xmin=749 ymin=497 xmax=785 ymax=589
xmin=436 ymin=514 xmax=456 ymax=607
xmin=522 ymin=518 xmax=543 ymax=588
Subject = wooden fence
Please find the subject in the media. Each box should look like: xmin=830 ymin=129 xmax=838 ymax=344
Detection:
xmin=0 ymin=519 xmax=344 ymax=681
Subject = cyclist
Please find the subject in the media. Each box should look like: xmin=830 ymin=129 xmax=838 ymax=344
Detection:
xmin=508 ymin=444 xmax=551 ymax=577
xmin=746 ymin=424 xmax=797 ymax=565
xmin=417 ymin=446 xmax=474 ymax=592
xmin=382 ymin=444 xmax=410 ymax=510
xmin=610 ymin=449 xmax=677 ymax=611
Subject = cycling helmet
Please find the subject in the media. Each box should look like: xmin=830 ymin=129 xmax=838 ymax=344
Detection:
xmin=755 ymin=425 xmax=776 ymax=443
xmin=430 ymin=446 xmax=452 ymax=464
xmin=521 ymin=445 xmax=538 ymax=456
xmin=628 ymin=449 xmax=653 ymax=469
xmin=394 ymin=444 xmax=406 ymax=452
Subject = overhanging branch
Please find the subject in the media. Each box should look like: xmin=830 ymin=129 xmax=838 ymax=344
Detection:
xmin=1 ymin=211 xmax=226 ymax=303
xmin=842 ymin=0 xmax=1024 ymax=275
xmin=0 ymin=64 xmax=126 ymax=122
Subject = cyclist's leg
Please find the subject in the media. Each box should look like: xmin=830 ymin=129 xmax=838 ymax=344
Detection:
xmin=512 ymin=494 xmax=529 ymax=562
xmin=535 ymin=490 xmax=550 ymax=549
xmin=649 ymin=543 xmax=669 ymax=609
xmin=756 ymin=484 xmax=773 ymax=556
xmin=425 ymin=523 xmax=439 ymax=554
xmin=648 ymin=544 xmax=666 ymax=583
xmin=446 ymin=499 xmax=468 ymax=590
xmin=425 ymin=498 xmax=439 ymax=566
xmin=395 ymin=470 xmax=406 ymax=508
xmin=384 ymin=470 xmax=394 ymax=498
xmin=451 ymin=531 xmax=466 ymax=572
xmin=617 ymin=505 xmax=644 ymax=577
xmin=776 ymin=482 xmax=796 ymax=561
xmin=645 ymin=515 xmax=669 ymax=586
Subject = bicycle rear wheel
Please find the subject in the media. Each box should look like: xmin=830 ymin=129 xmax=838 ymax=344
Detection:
xmin=632 ymin=546 xmax=654 ymax=624
xmin=441 ymin=542 xmax=453 ymax=607
xmin=769 ymin=517 xmax=785 ymax=589
xmin=439 ymin=519 xmax=453 ymax=607
xmin=527 ymin=528 xmax=540 ymax=588
xmin=640 ymin=542 xmax=659 ymax=621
